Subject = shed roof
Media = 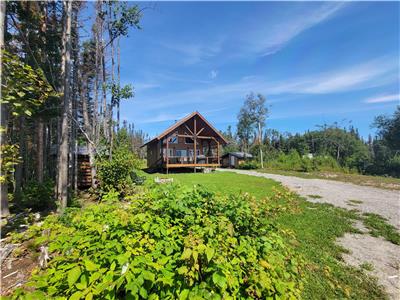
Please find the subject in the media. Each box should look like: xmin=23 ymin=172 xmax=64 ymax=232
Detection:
xmin=221 ymin=152 xmax=253 ymax=159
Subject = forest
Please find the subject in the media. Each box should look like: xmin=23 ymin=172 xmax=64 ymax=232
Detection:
xmin=222 ymin=93 xmax=400 ymax=177
xmin=1 ymin=1 xmax=147 ymax=217
xmin=0 ymin=1 xmax=399 ymax=299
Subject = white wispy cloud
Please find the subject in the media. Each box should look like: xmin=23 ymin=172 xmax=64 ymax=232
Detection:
xmin=364 ymin=94 xmax=400 ymax=104
xmin=136 ymin=112 xmax=190 ymax=124
xmin=134 ymin=83 xmax=160 ymax=92
xmin=209 ymin=70 xmax=218 ymax=79
xmin=136 ymin=55 xmax=397 ymax=112
xmin=160 ymin=40 xmax=222 ymax=65
xmin=267 ymin=56 xmax=397 ymax=94
xmin=238 ymin=2 xmax=348 ymax=56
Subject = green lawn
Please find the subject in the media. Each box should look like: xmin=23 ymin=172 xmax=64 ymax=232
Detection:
xmin=155 ymin=171 xmax=387 ymax=299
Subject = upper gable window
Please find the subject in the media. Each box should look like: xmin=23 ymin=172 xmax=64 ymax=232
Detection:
xmin=169 ymin=132 xmax=178 ymax=144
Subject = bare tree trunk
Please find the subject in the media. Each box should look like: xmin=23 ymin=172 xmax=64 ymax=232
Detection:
xmin=14 ymin=117 xmax=24 ymax=205
xmin=101 ymin=50 xmax=107 ymax=141
xmin=93 ymin=3 xmax=101 ymax=144
xmin=108 ymin=2 xmax=114 ymax=160
xmin=117 ymin=37 xmax=120 ymax=131
xmin=71 ymin=4 xmax=79 ymax=192
xmin=36 ymin=119 xmax=44 ymax=183
xmin=81 ymin=78 xmax=97 ymax=189
xmin=0 ymin=0 xmax=9 ymax=217
xmin=57 ymin=0 xmax=72 ymax=212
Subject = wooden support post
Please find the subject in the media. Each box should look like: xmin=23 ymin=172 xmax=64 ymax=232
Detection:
xmin=217 ymin=140 xmax=219 ymax=166
xmin=194 ymin=117 xmax=197 ymax=173
xmin=166 ymin=136 xmax=169 ymax=174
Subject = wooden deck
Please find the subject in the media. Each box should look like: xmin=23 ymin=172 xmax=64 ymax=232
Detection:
xmin=166 ymin=163 xmax=220 ymax=168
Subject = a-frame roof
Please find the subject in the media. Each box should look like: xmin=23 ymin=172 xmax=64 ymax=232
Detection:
xmin=141 ymin=111 xmax=228 ymax=147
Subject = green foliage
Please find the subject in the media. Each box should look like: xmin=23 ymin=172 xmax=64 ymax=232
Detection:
xmin=370 ymin=107 xmax=400 ymax=177
xmin=1 ymin=51 xmax=56 ymax=185
xmin=19 ymin=179 xmax=56 ymax=211
xmin=96 ymin=151 xmax=143 ymax=195
xmin=237 ymin=93 xmax=268 ymax=151
xmin=1 ymin=51 xmax=56 ymax=119
xmin=97 ymin=129 xmax=145 ymax=195
xmin=373 ymin=106 xmax=400 ymax=151
xmin=12 ymin=184 xmax=304 ymax=299
xmin=362 ymin=213 xmax=400 ymax=245
xmin=109 ymin=2 xmax=142 ymax=39
xmin=155 ymin=172 xmax=387 ymax=299
xmin=0 ymin=144 xmax=21 ymax=184
xmin=237 ymin=160 xmax=260 ymax=170
xmin=263 ymin=150 xmax=344 ymax=173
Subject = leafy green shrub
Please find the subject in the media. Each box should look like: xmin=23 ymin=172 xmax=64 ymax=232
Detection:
xmin=12 ymin=184 xmax=304 ymax=299
xmin=387 ymin=154 xmax=400 ymax=177
xmin=20 ymin=179 xmax=55 ymax=211
xmin=237 ymin=160 xmax=260 ymax=169
xmin=264 ymin=150 xmax=345 ymax=173
xmin=311 ymin=155 xmax=342 ymax=172
xmin=96 ymin=151 xmax=145 ymax=196
xmin=265 ymin=150 xmax=303 ymax=171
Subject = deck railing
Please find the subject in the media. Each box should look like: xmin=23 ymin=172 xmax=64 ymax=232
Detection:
xmin=164 ymin=156 xmax=219 ymax=165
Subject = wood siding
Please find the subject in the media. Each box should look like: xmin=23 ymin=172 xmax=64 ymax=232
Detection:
xmin=144 ymin=113 xmax=225 ymax=170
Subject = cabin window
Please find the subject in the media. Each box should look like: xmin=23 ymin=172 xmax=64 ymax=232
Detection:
xmin=188 ymin=149 xmax=200 ymax=157
xmin=163 ymin=148 xmax=174 ymax=157
xmin=169 ymin=136 xmax=178 ymax=144
xmin=176 ymin=150 xmax=187 ymax=157
xmin=185 ymin=137 xmax=194 ymax=144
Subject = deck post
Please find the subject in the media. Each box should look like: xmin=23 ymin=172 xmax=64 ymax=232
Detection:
xmin=166 ymin=136 xmax=169 ymax=174
xmin=194 ymin=117 xmax=197 ymax=173
xmin=217 ymin=140 xmax=219 ymax=166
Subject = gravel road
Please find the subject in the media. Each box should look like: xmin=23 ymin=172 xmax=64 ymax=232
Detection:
xmin=217 ymin=168 xmax=400 ymax=229
xmin=217 ymin=168 xmax=400 ymax=299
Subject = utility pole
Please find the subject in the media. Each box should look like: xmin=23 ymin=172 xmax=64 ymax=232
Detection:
xmin=259 ymin=121 xmax=264 ymax=168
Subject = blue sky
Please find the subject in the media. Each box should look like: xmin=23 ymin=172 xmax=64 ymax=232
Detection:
xmin=91 ymin=2 xmax=399 ymax=139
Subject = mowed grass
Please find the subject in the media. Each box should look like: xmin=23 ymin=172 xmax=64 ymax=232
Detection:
xmin=156 ymin=171 xmax=387 ymax=299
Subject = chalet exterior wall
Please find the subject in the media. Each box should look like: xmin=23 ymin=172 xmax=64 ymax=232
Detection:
xmin=142 ymin=112 xmax=227 ymax=171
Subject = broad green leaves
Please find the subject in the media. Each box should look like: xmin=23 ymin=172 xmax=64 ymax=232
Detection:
xmin=67 ymin=267 xmax=82 ymax=288
xmin=2 ymin=51 xmax=57 ymax=119
xmin=12 ymin=184 xmax=304 ymax=299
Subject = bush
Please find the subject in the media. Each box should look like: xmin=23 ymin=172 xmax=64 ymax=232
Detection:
xmin=264 ymin=150 xmax=345 ymax=173
xmin=12 ymin=184 xmax=304 ymax=299
xmin=20 ymin=179 xmax=55 ymax=211
xmin=237 ymin=160 xmax=260 ymax=169
xmin=96 ymin=150 xmax=145 ymax=196
xmin=387 ymin=154 xmax=400 ymax=177
xmin=311 ymin=155 xmax=342 ymax=172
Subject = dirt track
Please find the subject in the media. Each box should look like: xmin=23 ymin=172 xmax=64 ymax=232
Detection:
xmin=217 ymin=168 xmax=400 ymax=299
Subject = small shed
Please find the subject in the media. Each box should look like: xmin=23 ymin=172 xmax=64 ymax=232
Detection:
xmin=221 ymin=152 xmax=253 ymax=168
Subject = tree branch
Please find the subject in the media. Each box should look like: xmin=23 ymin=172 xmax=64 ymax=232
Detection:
xmin=67 ymin=113 xmax=97 ymax=151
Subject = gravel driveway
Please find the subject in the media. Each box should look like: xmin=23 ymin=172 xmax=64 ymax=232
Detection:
xmin=217 ymin=168 xmax=400 ymax=299
xmin=217 ymin=168 xmax=400 ymax=229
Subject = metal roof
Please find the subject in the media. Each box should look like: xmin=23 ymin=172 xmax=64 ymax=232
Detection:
xmin=222 ymin=152 xmax=253 ymax=159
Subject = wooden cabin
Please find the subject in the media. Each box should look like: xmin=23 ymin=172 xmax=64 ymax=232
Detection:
xmin=141 ymin=111 xmax=227 ymax=172
xmin=221 ymin=152 xmax=253 ymax=168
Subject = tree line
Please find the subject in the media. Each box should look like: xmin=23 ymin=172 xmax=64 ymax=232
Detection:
xmin=1 ymin=1 xmax=147 ymax=217
xmin=222 ymin=93 xmax=400 ymax=177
